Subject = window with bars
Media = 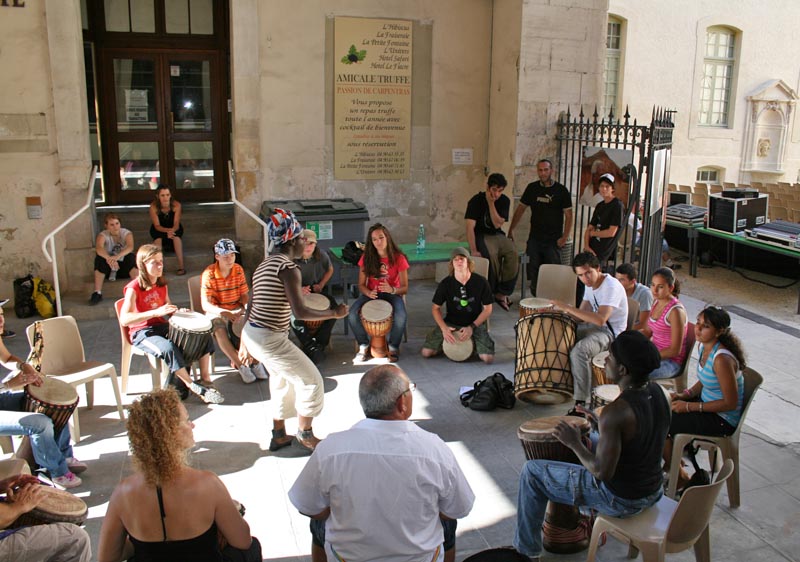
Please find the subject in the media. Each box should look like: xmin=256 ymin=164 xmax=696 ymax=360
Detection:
xmin=698 ymin=27 xmax=736 ymax=127
xmin=602 ymin=17 xmax=623 ymax=117
xmin=696 ymin=167 xmax=720 ymax=184
xmin=84 ymin=0 xmax=214 ymax=35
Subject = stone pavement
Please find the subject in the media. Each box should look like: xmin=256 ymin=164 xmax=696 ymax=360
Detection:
xmin=2 ymin=274 xmax=799 ymax=562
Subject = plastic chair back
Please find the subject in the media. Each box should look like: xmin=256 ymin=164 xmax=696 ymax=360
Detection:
xmin=536 ymin=264 xmax=576 ymax=304
xmin=25 ymin=316 xmax=87 ymax=371
xmin=187 ymin=275 xmax=203 ymax=313
xmin=666 ymin=459 xmax=734 ymax=545
xmin=471 ymin=256 xmax=490 ymax=281
xmin=626 ymin=297 xmax=640 ymax=330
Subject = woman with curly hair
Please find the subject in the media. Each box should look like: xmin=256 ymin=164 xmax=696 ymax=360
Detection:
xmin=97 ymin=389 xmax=260 ymax=562
xmin=347 ymin=223 xmax=409 ymax=363
xmin=663 ymin=305 xmax=747 ymax=490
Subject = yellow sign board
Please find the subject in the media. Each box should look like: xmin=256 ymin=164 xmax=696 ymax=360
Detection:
xmin=334 ymin=17 xmax=412 ymax=180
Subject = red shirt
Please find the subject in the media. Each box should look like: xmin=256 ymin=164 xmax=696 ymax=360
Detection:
xmin=358 ymin=254 xmax=410 ymax=292
xmin=124 ymin=279 xmax=168 ymax=335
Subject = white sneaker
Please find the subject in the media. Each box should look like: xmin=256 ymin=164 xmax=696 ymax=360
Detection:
xmin=53 ymin=471 xmax=82 ymax=489
xmin=66 ymin=457 xmax=88 ymax=474
xmin=251 ymin=363 xmax=269 ymax=380
xmin=238 ymin=364 xmax=256 ymax=384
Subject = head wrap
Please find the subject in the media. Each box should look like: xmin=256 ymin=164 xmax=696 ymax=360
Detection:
xmin=609 ymin=330 xmax=661 ymax=379
xmin=267 ymin=208 xmax=302 ymax=251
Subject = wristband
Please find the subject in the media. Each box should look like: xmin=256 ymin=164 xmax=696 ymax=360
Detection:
xmin=699 ymin=402 xmax=704 ymax=413
xmin=391 ymin=286 xmax=396 ymax=294
xmin=16 ymin=361 xmax=24 ymax=371
xmin=685 ymin=402 xmax=689 ymax=413
xmin=470 ymin=323 xmax=477 ymax=331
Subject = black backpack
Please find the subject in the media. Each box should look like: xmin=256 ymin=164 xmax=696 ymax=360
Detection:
xmin=13 ymin=275 xmax=36 ymax=318
xmin=460 ymin=373 xmax=516 ymax=411
xmin=341 ymin=240 xmax=364 ymax=265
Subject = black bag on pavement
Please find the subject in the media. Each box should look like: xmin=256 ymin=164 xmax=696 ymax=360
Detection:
xmin=460 ymin=372 xmax=516 ymax=411
xmin=13 ymin=275 xmax=36 ymax=318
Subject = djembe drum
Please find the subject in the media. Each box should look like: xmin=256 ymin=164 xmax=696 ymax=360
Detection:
xmin=517 ymin=416 xmax=592 ymax=554
xmin=360 ymin=299 xmax=393 ymax=359
xmin=519 ymin=297 xmax=553 ymax=319
xmin=591 ymin=384 xmax=620 ymax=410
xmin=302 ymin=293 xmax=331 ymax=335
xmin=168 ymin=311 xmax=213 ymax=365
xmin=11 ymin=485 xmax=88 ymax=528
xmin=514 ymin=311 xmax=577 ymax=404
xmin=443 ymin=335 xmax=474 ymax=362
xmin=24 ymin=377 xmax=79 ymax=438
xmin=591 ymin=351 xmax=610 ymax=386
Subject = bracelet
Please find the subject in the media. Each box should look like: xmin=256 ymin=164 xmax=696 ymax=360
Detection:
xmin=685 ymin=402 xmax=690 ymax=413
xmin=16 ymin=361 xmax=24 ymax=371
xmin=391 ymin=287 xmax=396 ymax=294
xmin=699 ymin=402 xmax=704 ymax=413
xmin=470 ymin=323 xmax=477 ymax=331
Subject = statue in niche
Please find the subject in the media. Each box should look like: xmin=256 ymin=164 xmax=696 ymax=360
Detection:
xmin=757 ymin=138 xmax=771 ymax=158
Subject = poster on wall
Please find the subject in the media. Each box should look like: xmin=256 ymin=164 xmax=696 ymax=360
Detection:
xmin=334 ymin=16 xmax=412 ymax=180
xmin=579 ymin=146 xmax=635 ymax=210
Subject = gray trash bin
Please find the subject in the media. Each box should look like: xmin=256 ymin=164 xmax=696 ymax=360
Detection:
xmin=260 ymin=198 xmax=370 ymax=286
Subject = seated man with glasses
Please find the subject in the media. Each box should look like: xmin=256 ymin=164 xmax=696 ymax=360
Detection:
xmin=289 ymin=365 xmax=475 ymax=562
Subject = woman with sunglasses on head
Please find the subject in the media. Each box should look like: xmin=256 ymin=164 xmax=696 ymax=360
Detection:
xmin=291 ymin=229 xmax=338 ymax=363
xmin=639 ymin=267 xmax=688 ymax=380
xmin=347 ymin=223 xmax=410 ymax=363
xmin=663 ymin=306 xmax=746 ymax=490
xmin=240 ymin=210 xmax=347 ymax=454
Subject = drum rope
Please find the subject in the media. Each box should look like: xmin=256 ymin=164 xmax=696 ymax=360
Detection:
xmin=542 ymin=513 xmax=597 ymax=545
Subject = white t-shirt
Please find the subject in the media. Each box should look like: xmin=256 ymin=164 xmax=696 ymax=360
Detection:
xmin=584 ymin=274 xmax=628 ymax=337
xmin=288 ymin=418 xmax=475 ymax=562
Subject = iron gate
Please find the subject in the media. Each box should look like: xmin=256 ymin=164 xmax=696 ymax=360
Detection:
xmin=555 ymin=106 xmax=676 ymax=284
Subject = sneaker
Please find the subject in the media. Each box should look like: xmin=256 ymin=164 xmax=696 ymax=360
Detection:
xmin=53 ymin=471 xmax=82 ymax=489
xmin=190 ymin=381 xmax=225 ymax=404
xmin=108 ymin=270 xmax=117 ymax=282
xmin=354 ymin=347 xmax=369 ymax=363
xmin=1 ymin=329 xmax=14 ymax=339
xmin=238 ymin=364 xmax=256 ymax=384
xmin=250 ymin=363 xmax=269 ymax=380
xmin=66 ymin=457 xmax=88 ymax=474
xmin=89 ymin=292 xmax=102 ymax=305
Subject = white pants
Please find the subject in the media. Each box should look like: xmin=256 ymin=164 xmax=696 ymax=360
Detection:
xmin=242 ymin=325 xmax=324 ymax=420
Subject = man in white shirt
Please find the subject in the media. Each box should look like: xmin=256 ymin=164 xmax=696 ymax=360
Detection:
xmin=615 ymin=263 xmax=652 ymax=330
xmin=289 ymin=365 xmax=475 ymax=562
xmin=550 ymin=252 xmax=628 ymax=408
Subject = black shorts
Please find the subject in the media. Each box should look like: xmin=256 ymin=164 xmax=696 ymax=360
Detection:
xmin=669 ymin=401 xmax=736 ymax=438
xmin=94 ymin=253 xmax=137 ymax=279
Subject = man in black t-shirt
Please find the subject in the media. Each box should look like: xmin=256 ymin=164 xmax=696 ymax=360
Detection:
xmin=508 ymin=159 xmax=573 ymax=296
xmin=422 ymin=248 xmax=495 ymax=363
xmin=584 ymin=173 xmax=625 ymax=264
xmin=465 ymin=173 xmax=519 ymax=310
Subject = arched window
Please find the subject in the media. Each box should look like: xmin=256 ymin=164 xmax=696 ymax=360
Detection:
xmin=698 ymin=27 xmax=736 ymax=127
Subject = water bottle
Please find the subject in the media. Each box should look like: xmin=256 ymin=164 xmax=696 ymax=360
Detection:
xmin=416 ymin=224 xmax=426 ymax=254
xmin=108 ymin=269 xmax=117 ymax=282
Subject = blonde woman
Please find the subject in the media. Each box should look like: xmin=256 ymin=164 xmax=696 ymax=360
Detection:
xmin=98 ymin=389 xmax=260 ymax=562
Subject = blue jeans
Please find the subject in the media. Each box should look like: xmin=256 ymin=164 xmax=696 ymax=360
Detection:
xmin=649 ymin=358 xmax=681 ymax=379
xmin=513 ymin=460 xmax=663 ymax=557
xmin=347 ymin=293 xmax=407 ymax=350
xmin=0 ymin=392 xmax=73 ymax=477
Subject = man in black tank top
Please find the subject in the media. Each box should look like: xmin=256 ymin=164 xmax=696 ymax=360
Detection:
xmin=512 ymin=330 xmax=670 ymax=560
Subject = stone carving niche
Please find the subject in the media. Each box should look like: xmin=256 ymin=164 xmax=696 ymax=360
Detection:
xmin=741 ymin=79 xmax=797 ymax=174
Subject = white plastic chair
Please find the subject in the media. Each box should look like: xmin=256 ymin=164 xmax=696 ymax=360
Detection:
xmin=587 ymin=459 xmax=734 ymax=562
xmin=667 ymin=367 xmax=763 ymax=508
xmin=535 ymin=264 xmax=576 ymax=305
xmin=26 ymin=316 xmax=124 ymax=442
xmin=115 ymin=298 xmax=167 ymax=394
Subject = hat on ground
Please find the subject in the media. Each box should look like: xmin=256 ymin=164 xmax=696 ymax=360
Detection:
xmin=599 ymin=173 xmax=615 ymax=186
xmin=451 ymin=247 xmax=472 ymax=261
xmin=214 ymin=238 xmax=239 ymax=255
xmin=302 ymin=229 xmax=317 ymax=244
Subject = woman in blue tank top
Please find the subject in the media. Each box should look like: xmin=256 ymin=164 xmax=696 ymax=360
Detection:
xmin=663 ymin=306 xmax=746 ymax=491
xmin=97 ymin=389 xmax=261 ymax=562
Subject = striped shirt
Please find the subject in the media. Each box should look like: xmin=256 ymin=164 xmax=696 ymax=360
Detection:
xmin=698 ymin=342 xmax=744 ymax=427
xmin=249 ymin=253 xmax=296 ymax=331
xmin=648 ymin=297 xmax=687 ymax=366
xmin=201 ymin=262 xmax=248 ymax=310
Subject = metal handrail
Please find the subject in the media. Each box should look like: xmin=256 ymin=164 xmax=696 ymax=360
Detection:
xmin=41 ymin=165 xmax=97 ymax=317
xmin=228 ymin=160 xmax=268 ymax=259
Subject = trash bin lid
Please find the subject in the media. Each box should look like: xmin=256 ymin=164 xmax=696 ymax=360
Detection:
xmin=260 ymin=198 xmax=369 ymax=221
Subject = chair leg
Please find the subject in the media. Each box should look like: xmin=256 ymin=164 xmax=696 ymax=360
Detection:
xmin=107 ymin=371 xmax=125 ymax=421
xmin=726 ymin=445 xmax=740 ymax=508
xmin=85 ymin=380 xmax=95 ymax=409
xmin=585 ymin=519 xmax=605 ymax=562
xmin=70 ymin=410 xmax=81 ymax=443
xmin=667 ymin=434 xmax=694 ymax=499
xmin=121 ymin=351 xmax=132 ymax=394
xmin=693 ymin=526 xmax=711 ymax=562
xmin=636 ymin=541 xmax=665 ymax=562
xmin=627 ymin=543 xmax=640 ymax=559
